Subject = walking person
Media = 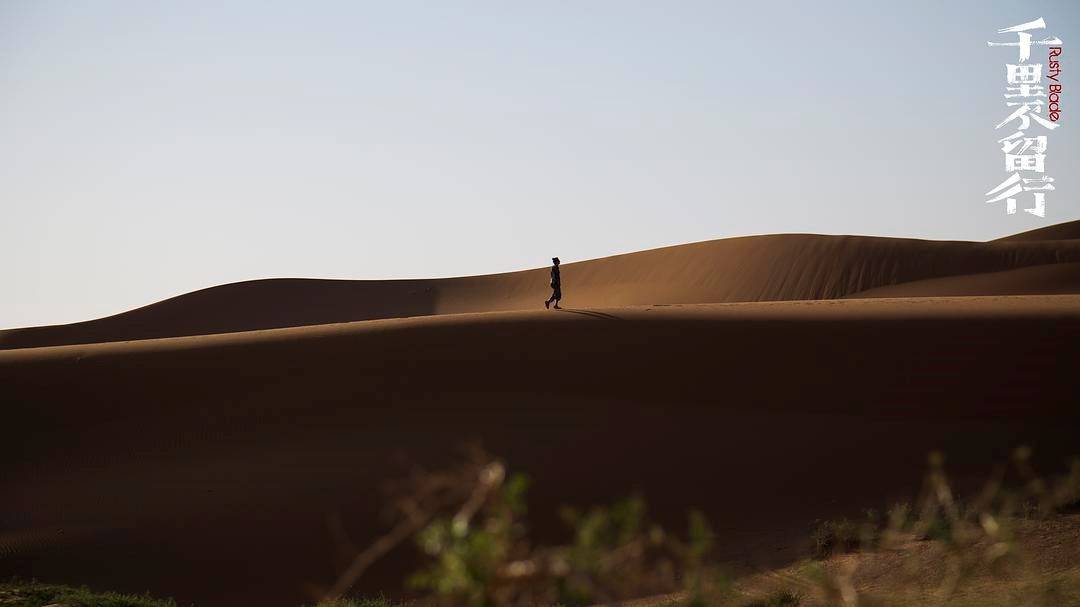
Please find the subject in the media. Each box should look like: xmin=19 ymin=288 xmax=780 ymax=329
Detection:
xmin=544 ymin=257 xmax=562 ymax=309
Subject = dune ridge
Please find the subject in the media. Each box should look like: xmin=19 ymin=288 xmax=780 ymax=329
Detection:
xmin=994 ymin=219 xmax=1080 ymax=242
xmin=3 ymin=220 xmax=1080 ymax=350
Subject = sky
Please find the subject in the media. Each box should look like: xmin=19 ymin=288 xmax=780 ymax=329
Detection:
xmin=2 ymin=0 xmax=1078 ymax=329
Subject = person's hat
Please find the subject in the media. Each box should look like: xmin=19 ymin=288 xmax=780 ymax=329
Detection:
xmin=552 ymin=257 xmax=560 ymax=263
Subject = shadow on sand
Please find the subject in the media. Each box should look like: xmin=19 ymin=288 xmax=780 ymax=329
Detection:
xmin=557 ymin=308 xmax=622 ymax=321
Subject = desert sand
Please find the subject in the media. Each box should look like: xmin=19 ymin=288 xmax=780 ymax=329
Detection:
xmin=3 ymin=224 xmax=1080 ymax=350
xmin=2 ymin=222 xmax=1080 ymax=606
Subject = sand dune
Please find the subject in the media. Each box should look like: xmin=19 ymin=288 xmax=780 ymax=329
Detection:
xmin=3 ymin=220 xmax=1080 ymax=349
xmin=846 ymin=261 xmax=1080 ymax=298
xmin=2 ymin=296 xmax=1080 ymax=606
xmin=995 ymin=219 xmax=1080 ymax=242
xmin=3 ymin=222 xmax=1080 ymax=606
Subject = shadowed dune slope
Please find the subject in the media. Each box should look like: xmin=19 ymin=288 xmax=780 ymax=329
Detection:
xmin=3 ymin=219 xmax=1080 ymax=349
xmin=846 ymin=261 xmax=1080 ymax=299
xmin=2 ymin=296 xmax=1079 ymax=607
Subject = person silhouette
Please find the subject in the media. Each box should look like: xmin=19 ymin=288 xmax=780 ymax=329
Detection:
xmin=544 ymin=257 xmax=562 ymax=309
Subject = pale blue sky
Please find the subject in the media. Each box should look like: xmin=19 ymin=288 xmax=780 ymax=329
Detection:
xmin=2 ymin=1 xmax=1077 ymax=328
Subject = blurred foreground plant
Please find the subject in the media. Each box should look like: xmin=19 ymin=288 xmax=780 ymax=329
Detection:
xmin=807 ymin=448 xmax=1080 ymax=606
xmin=321 ymin=448 xmax=729 ymax=607
xmin=320 ymin=446 xmax=1080 ymax=607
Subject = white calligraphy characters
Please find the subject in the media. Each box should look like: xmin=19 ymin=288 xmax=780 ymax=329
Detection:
xmin=985 ymin=18 xmax=1062 ymax=217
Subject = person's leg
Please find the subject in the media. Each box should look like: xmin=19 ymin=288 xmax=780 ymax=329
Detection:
xmin=553 ymin=286 xmax=562 ymax=309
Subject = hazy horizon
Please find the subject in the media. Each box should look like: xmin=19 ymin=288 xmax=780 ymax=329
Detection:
xmin=3 ymin=0 xmax=1078 ymax=329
